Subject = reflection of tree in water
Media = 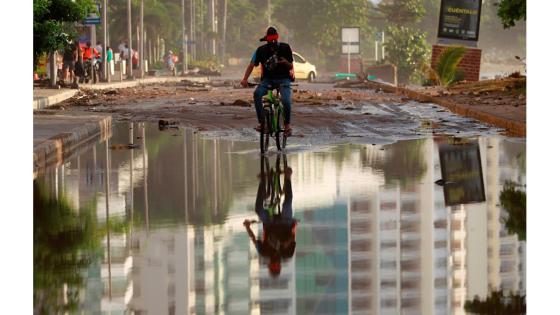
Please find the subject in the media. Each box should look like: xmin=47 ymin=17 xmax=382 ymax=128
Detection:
xmin=362 ymin=139 xmax=427 ymax=188
xmin=33 ymin=180 xmax=102 ymax=314
xmin=500 ymin=181 xmax=526 ymax=241
xmin=501 ymin=140 xmax=526 ymax=178
xmin=464 ymin=290 xmax=526 ymax=315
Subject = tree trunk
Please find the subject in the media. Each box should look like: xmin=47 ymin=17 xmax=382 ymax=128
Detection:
xmin=49 ymin=51 xmax=57 ymax=87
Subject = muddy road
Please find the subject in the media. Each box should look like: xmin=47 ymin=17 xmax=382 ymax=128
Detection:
xmin=55 ymin=81 xmax=500 ymax=145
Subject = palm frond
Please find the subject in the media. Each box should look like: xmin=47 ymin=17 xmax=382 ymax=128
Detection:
xmin=435 ymin=46 xmax=467 ymax=87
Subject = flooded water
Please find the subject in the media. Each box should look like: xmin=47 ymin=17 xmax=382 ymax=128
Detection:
xmin=34 ymin=123 xmax=526 ymax=314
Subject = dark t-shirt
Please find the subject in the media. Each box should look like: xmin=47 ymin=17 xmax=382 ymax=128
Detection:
xmin=252 ymin=42 xmax=293 ymax=80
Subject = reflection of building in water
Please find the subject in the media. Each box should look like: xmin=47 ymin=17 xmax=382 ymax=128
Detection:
xmin=345 ymin=138 xmax=451 ymax=315
xmin=39 ymin=128 xmax=526 ymax=315
xmin=444 ymin=137 xmax=526 ymax=315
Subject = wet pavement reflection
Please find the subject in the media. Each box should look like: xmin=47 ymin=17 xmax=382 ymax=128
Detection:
xmin=34 ymin=123 xmax=526 ymax=314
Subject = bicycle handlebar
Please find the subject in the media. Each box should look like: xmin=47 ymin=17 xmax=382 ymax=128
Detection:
xmin=245 ymin=82 xmax=299 ymax=88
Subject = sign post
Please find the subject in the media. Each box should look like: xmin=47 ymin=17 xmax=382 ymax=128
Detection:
xmin=341 ymin=27 xmax=360 ymax=74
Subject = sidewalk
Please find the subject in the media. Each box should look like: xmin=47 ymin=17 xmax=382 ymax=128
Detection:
xmin=33 ymin=112 xmax=112 ymax=178
xmin=33 ymin=75 xmax=209 ymax=110
xmin=33 ymin=75 xmax=212 ymax=176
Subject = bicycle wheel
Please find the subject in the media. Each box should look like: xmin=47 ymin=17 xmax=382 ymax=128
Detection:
xmin=273 ymin=106 xmax=282 ymax=151
xmin=280 ymin=108 xmax=288 ymax=149
xmin=260 ymin=108 xmax=270 ymax=154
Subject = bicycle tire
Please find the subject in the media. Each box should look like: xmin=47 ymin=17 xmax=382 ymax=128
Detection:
xmin=272 ymin=102 xmax=281 ymax=151
xmin=260 ymin=109 xmax=270 ymax=154
xmin=280 ymin=108 xmax=287 ymax=149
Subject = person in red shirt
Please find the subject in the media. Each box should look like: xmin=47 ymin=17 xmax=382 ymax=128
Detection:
xmin=82 ymin=41 xmax=100 ymax=61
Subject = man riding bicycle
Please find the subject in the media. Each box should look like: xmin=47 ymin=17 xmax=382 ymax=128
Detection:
xmin=241 ymin=26 xmax=294 ymax=136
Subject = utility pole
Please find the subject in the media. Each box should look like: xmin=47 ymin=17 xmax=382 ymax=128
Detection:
xmin=182 ymin=0 xmax=187 ymax=75
xmin=190 ymin=0 xmax=195 ymax=60
xmin=267 ymin=0 xmax=271 ymax=25
xmin=102 ymin=0 xmax=108 ymax=81
xmin=209 ymin=0 xmax=216 ymax=56
xmin=127 ymin=0 xmax=133 ymax=79
xmin=221 ymin=0 xmax=227 ymax=64
xmin=140 ymin=0 xmax=144 ymax=78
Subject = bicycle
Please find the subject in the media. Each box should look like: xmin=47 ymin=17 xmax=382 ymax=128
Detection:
xmin=246 ymin=154 xmax=294 ymax=228
xmin=248 ymin=82 xmax=296 ymax=154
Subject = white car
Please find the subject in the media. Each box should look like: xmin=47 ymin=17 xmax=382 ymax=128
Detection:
xmin=252 ymin=52 xmax=317 ymax=82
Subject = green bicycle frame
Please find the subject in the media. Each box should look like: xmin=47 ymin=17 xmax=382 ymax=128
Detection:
xmin=265 ymin=165 xmax=283 ymax=217
xmin=267 ymin=90 xmax=284 ymax=133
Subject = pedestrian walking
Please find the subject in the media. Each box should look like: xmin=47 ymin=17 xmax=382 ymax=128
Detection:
xmin=95 ymin=41 xmax=103 ymax=55
xmin=62 ymin=41 xmax=75 ymax=82
xmin=74 ymin=42 xmax=85 ymax=85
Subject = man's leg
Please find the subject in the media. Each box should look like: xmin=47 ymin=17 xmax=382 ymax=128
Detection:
xmin=253 ymin=79 xmax=270 ymax=127
xmin=279 ymin=79 xmax=292 ymax=133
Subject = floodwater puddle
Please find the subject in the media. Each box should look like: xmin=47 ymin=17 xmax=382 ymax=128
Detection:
xmin=34 ymin=122 xmax=526 ymax=314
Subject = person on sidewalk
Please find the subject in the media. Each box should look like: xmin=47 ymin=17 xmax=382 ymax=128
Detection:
xmin=62 ymin=41 xmax=76 ymax=83
xmin=95 ymin=41 xmax=103 ymax=56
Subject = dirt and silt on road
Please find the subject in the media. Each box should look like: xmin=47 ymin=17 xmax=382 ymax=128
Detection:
xmin=55 ymin=80 xmax=502 ymax=145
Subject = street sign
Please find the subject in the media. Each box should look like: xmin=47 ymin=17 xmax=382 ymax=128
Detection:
xmin=375 ymin=31 xmax=383 ymax=41
xmin=341 ymin=27 xmax=360 ymax=54
xmin=437 ymin=0 xmax=482 ymax=42
xmin=84 ymin=17 xmax=101 ymax=25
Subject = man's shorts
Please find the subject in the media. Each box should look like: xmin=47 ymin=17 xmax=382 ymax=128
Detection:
xmin=63 ymin=60 xmax=75 ymax=71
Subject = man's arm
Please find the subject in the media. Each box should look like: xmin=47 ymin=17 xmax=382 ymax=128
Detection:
xmin=240 ymin=62 xmax=255 ymax=87
xmin=278 ymin=44 xmax=294 ymax=69
xmin=244 ymin=220 xmax=258 ymax=245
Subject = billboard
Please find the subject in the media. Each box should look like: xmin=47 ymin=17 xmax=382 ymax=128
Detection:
xmin=437 ymin=0 xmax=482 ymax=41
xmin=438 ymin=139 xmax=485 ymax=206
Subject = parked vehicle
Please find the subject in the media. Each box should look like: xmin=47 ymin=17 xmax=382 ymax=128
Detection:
xmin=253 ymin=52 xmax=317 ymax=82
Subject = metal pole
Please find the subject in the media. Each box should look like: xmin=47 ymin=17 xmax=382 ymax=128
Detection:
xmin=381 ymin=31 xmax=385 ymax=61
xmin=221 ymin=0 xmax=227 ymax=64
xmin=90 ymin=25 xmax=96 ymax=82
xmin=103 ymin=0 xmax=108 ymax=82
xmin=182 ymin=0 xmax=187 ymax=75
xmin=104 ymin=138 xmax=112 ymax=300
xmin=140 ymin=0 xmax=144 ymax=78
xmin=127 ymin=0 xmax=133 ymax=79
xmin=267 ymin=0 xmax=271 ymax=25
xmin=375 ymin=41 xmax=378 ymax=62
xmin=347 ymin=48 xmax=350 ymax=74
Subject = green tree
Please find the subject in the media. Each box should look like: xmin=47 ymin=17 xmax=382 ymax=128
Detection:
xmin=464 ymin=290 xmax=526 ymax=314
xmin=379 ymin=0 xmax=430 ymax=83
xmin=33 ymin=181 xmax=102 ymax=314
xmin=496 ymin=0 xmax=526 ymax=29
xmin=33 ymin=0 xmax=95 ymax=69
xmin=499 ymin=181 xmax=526 ymax=241
xmin=384 ymin=26 xmax=430 ymax=83
xmin=274 ymin=0 xmax=375 ymax=68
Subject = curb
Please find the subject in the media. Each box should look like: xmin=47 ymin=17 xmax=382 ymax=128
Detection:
xmin=353 ymin=81 xmax=526 ymax=137
xmin=33 ymin=115 xmax=112 ymax=177
xmin=33 ymin=76 xmax=209 ymax=109
xmin=395 ymin=87 xmax=526 ymax=137
xmin=33 ymin=89 xmax=78 ymax=110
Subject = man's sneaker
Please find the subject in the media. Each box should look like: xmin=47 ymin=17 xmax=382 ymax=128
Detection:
xmin=284 ymin=124 xmax=292 ymax=136
xmin=255 ymin=124 xmax=267 ymax=133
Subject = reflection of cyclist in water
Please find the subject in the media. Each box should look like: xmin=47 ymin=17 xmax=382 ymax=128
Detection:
xmin=244 ymin=155 xmax=296 ymax=277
